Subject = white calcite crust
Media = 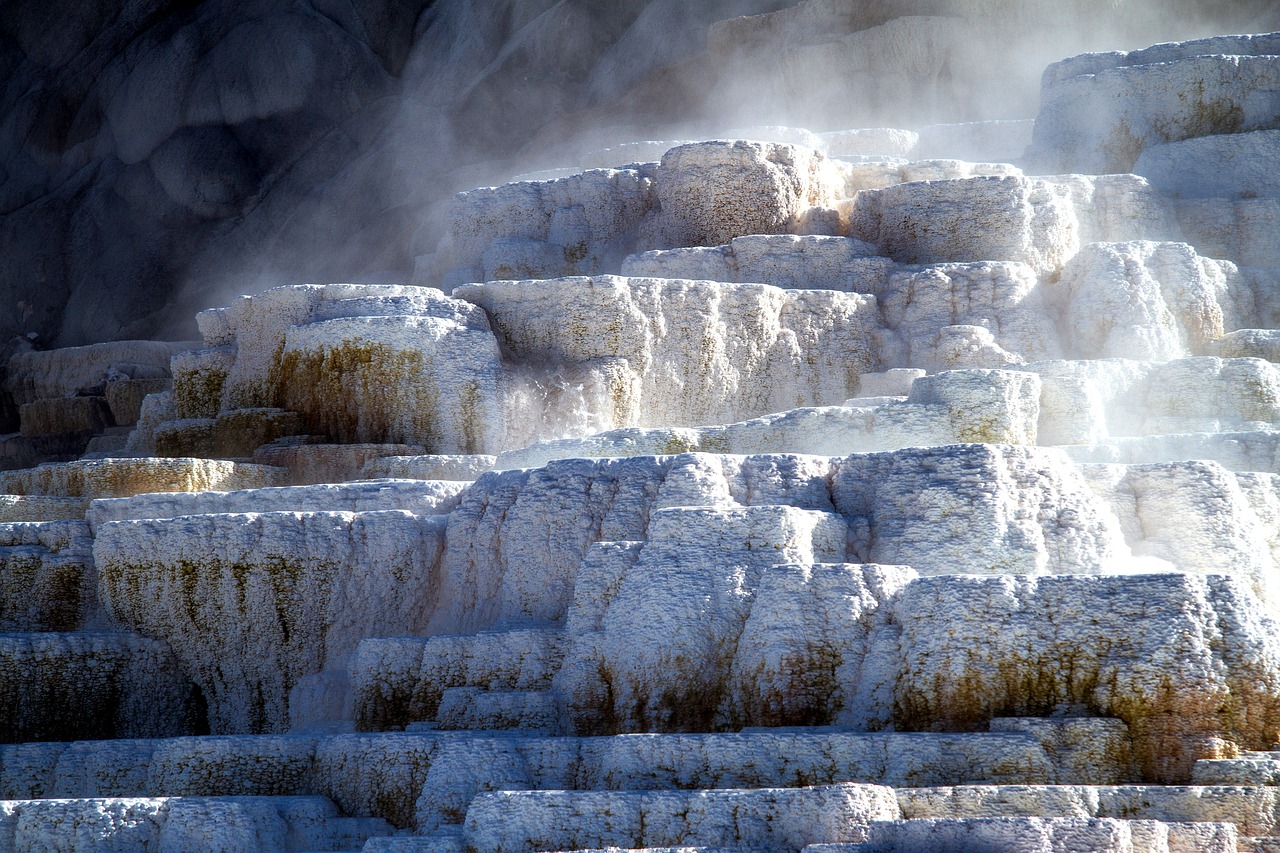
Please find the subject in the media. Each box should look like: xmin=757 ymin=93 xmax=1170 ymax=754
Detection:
xmin=279 ymin=313 xmax=504 ymax=453
xmin=462 ymin=783 xmax=900 ymax=853
xmin=847 ymin=816 xmax=1235 ymax=853
xmin=495 ymin=369 xmax=1042 ymax=469
xmin=897 ymin=783 xmax=1280 ymax=838
xmin=456 ymin=276 xmax=891 ymax=435
xmin=892 ymin=572 xmax=1280 ymax=781
xmin=0 ymin=458 xmax=284 ymax=498
xmin=0 ymin=632 xmax=199 ymax=742
xmin=95 ymin=510 xmax=448 ymax=733
xmin=357 ymin=454 xmax=496 ymax=481
xmin=0 ymin=495 xmax=89 ymax=523
xmin=4 ymin=340 xmax=178 ymax=405
xmin=0 ymin=520 xmax=95 ymax=630
xmin=1135 ymin=129 xmax=1280 ymax=200
xmin=0 ymin=794 xmax=378 ymax=853
xmin=622 ymin=234 xmax=882 ymax=291
xmin=1030 ymin=42 xmax=1280 ymax=174
xmin=1051 ymin=241 xmax=1242 ymax=361
xmin=653 ymin=141 xmax=849 ymax=247
xmin=7 ymin=28 xmax=1280 ymax=853
xmin=86 ymin=479 xmax=466 ymax=527
xmin=446 ymin=166 xmax=657 ymax=285
xmin=851 ymin=176 xmax=1077 ymax=274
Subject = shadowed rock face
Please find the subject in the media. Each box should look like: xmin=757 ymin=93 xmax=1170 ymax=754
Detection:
xmin=2 ymin=0 xmax=1277 ymax=367
xmin=0 ymin=0 xmax=792 ymax=355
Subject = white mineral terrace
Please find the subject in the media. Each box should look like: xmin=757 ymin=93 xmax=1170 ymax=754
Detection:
xmin=2 ymin=27 xmax=1280 ymax=853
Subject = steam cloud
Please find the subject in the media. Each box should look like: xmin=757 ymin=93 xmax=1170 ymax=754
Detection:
xmin=0 ymin=0 xmax=1277 ymax=361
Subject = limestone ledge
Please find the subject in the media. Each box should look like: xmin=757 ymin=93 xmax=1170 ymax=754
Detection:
xmin=86 ymin=479 xmax=467 ymax=528
xmin=0 ymin=519 xmax=95 ymax=630
xmin=0 ymin=794 xmax=386 ymax=853
xmin=0 ymin=495 xmax=89 ymax=523
xmin=1030 ymin=37 xmax=1280 ymax=174
xmin=456 ymin=275 xmax=889 ymax=437
xmin=358 ymin=454 xmax=496 ymax=482
xmin=842 ymin=816 xmax=1236 ymax=853
xmin=494 ymin=368 xmax=1041 ymax=468
xmin=74 ymin=444 xmax=1280 ymax=754
xmin=465 ymin=784 xmax=899 ymax=853
xmin=94 ymin=509 xmax=449 ymax=733
xmin=355 ymin=565 xmax=1280 ymax=784
xmin=0 ymin=632 xmax=200 ymax=743
xmin=0 ymin=458 xmax=285 ymax=498
xmin=4 ymin=340 xmax=181 ymax=406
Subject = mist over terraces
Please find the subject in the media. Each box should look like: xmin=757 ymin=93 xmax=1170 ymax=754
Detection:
xmin=1 ymin=0 xmax=1278 ymax=357
xmin=4 ymin=1 xmax=1280 ymax=851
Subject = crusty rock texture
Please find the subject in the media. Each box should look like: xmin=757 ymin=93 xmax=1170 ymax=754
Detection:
xmin=7 ymin=21 xmax=1280 ymax=853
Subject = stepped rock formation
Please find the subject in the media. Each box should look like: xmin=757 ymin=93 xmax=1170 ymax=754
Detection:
xmin=8 ymin=15 xmax=1280 ymax=853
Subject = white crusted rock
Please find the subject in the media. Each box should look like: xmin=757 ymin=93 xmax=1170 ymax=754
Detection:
xmin=1041 ymin=174 xmax=1180 ymax=248
xmin=621 ymin=235 xmax=884 ymax=292
xmin=250 ymin=443 xmax=428 ymax=486
xmin=0 ymin=457 xmax=284 ymax=498
xmin=832 ymin=444 xmax=1124 ymax=576
xmin=0 ymin=519 xmax=95 ymax=630
xmin=1061 ymin=431 xmax=1280 ymax=474
xmin=877 ymin=261 xmax=1061 ymax=367
xmin=891 ymin=572 xmax=1280 ymax=781
xmin=495 ymin=369 xmax=1041 ymax=469
xmin=1029 ymin=41 xmax=1280 ymax=173
xmin=0 ymin=632 xmax=200 ymax=742
xmin=50 ymin=739 xmax=156 ymax=798
xmin=897 ymin=784 xmax=1280 ymax=838
xmin=1050 ymin=242 xmax=1243 ymax=361
xmin=988 ymin=718 xmax=1133 ymax=786
xmin=1135 ymin=129 xmax=1280 ymax=200
xmin=1176 ymin=197 xmax=1280 ymax=272
xmin=170 ymin=346 xmax=235 ymax=420
xmin=1210 ymin=329 xmax=1280 ymax=361
xmin=4 ymin=340 xmax=178 ymax=405
xmin=456 ymin=276 xmax=890 ymax=437
xmin=414 ymin=729 xmax=1052 ymax=835
xmin=124 ymin=390 xmax=178 ymax=453
xmin=850 ymin=176 xmax=1077 ymax=275
xmin=352 ymin=629 xmax=563 ymax=731
xmin=87 ymin=479 xmax=466 ymax=527
xmin=0 ymin=494 xmax=89 ymax=522
xmin=0 ymin=742 xmax=67 ymax=799
xmin=209 ymin=284 xmax=491 ymax=415
xmin=145 ymin=735 xmax=318 ymax=798
xmin=653 ymin=141 xmax=850 ymax=247
xmin=446 ymin=167 xmax=657 ymax=285
xmin=95 ymin=510 xmax=447 ymax=733
xmin=358 ymin=454 xmax=495 ymax=481
xmin=723 ymin=563 xmax=915 ymax=730
xmin=0 ymin=795 xmax=354 ymax=853
xmin=559 ymin=505 xmax=847 ymax=733
xmin=1022 ymin=357 xmax=1280 ymax=444
xmin=462 ymin=783 xmax=900 ymax=853
xmin=850 ymin=817 xmax=1143 ymax=853
xmin=1082 ymin=460 xmax=1280 ymax=606
xmin=435 ymin=688 xmax=561 ymax=733
xmin=849 ymin=815 xmax=1234 ymax=853
xmin=278 ymin=314 xmax=503 ymax=454
xmin=312 ymin=733 xmax=445 ymax=829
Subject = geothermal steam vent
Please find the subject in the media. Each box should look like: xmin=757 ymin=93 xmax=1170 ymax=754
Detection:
xmin=5 ymin=17 xmax=1280 ymax=853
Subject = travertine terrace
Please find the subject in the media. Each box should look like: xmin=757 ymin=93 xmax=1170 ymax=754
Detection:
xmin=3 ymin=25 xmax=1280 ymax=853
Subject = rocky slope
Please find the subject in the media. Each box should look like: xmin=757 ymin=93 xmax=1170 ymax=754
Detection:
xmin=2 ymin=13 xmax=1280 ymax=853
xmin=1 ymin=0 xmax=1277 ymax=368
